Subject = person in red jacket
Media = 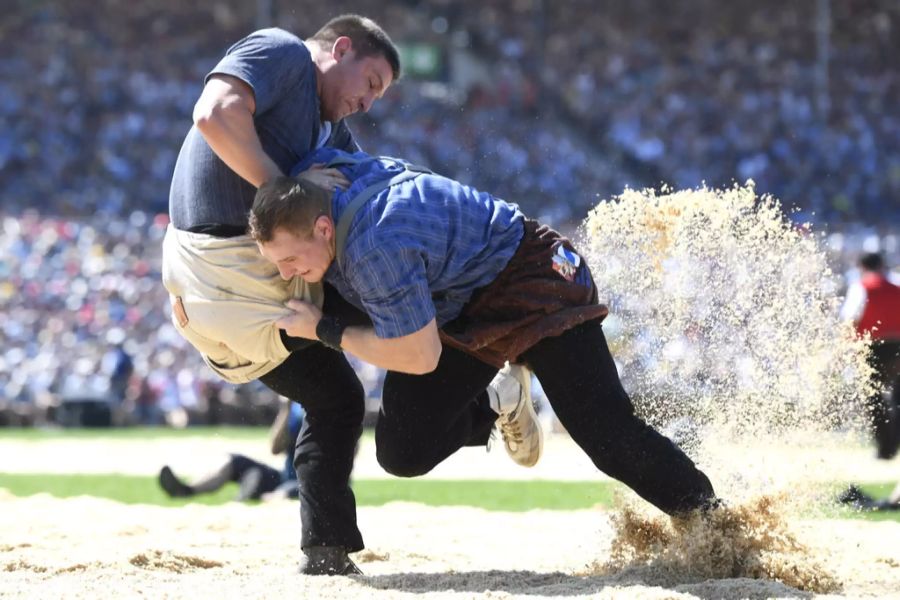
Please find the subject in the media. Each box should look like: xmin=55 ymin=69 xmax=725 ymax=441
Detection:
xmin=841 ymin=252 xmax=900 ymax=459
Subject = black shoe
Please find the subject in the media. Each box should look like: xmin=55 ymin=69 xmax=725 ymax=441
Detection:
xmin=158 ymin=466 xmax=194 ymax=498
xmin=670 ymin=495 xmax=726 ymax=524
xmin=838 ymin=485 xmax=877 ymax=510
xmin=236 ymin=467 xmax=264 ymax=501
xmin=298 ymin=546 xmax=363 ymax=576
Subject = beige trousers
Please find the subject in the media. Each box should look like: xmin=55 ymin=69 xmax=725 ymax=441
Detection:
xmin=161 ymin=225 xmax=323 ymax=383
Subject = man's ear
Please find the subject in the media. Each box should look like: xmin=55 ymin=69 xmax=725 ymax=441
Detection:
xmin=332 ymin=36 xmax=353 ymax=62
xmin=314 ymin=215 xmax=334 ymax=240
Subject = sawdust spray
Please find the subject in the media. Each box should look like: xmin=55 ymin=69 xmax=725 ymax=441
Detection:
xmin=578 ymin=183 xmax=876 ymax=592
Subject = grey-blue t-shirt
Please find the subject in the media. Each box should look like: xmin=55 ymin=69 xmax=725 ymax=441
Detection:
xmin=169 ymin=28 xmax=358 ymax=233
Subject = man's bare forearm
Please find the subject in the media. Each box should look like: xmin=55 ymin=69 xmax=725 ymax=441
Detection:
xmin=195 ymin=101 xmax=282 ymax=187
xmin=275 ymin=300 xmax=442 ymax=374
xmin=340 ymin=325 xmax=441 ymax=375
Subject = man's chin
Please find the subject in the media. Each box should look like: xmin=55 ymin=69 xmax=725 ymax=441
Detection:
xmin=321 ymin=110 xmax=342 ymax=124
xmin=324 ymin=105 xmax=351 ymax=122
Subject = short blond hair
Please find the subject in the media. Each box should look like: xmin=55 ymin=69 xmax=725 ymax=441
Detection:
xmin=249 ymin=176 xmax=332 ymax=243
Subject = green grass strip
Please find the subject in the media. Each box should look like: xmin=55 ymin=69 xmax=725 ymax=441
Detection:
xmin=0 ymin=473 xmax=236 ymax=506
xmin=0 ymin=473 xmax=617 ymax=511
xmin=354 ymin=479 xmax=618 ymax=511
xmin=0 ymin=426 xmax=270 ymax=441
xmin=1 ymin=474 xmax=898 ymax=521
xmin=818 ymin=482 xmax=900 ymax=522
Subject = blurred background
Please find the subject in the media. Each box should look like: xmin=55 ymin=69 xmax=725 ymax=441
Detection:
xmin=1 ymin=0 xmax=898 ymax=429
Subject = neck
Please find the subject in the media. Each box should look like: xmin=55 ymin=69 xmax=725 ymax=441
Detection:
xmin=305 ymin=41 xmax=327 ymax=101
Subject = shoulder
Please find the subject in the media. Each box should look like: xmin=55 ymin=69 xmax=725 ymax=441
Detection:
xmin=343 ymin=230 xmax=410 ymax=278
xmin=224 ymin=28 xmax=310 ymax=63
xmin=235 ymin=27 xmax=303 ymax=48
xmin=213 ymin=28 xmax=313 ymax=110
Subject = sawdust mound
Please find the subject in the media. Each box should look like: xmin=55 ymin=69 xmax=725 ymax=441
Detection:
xmin=129 ymin=550 xmax=223 ymax=572
xmin=591 ymin=495 xmax=839 ymax=594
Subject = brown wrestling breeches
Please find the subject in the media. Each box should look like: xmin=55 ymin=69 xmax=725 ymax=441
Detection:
xmin=440 ymin=219 xmax=609 ymax=368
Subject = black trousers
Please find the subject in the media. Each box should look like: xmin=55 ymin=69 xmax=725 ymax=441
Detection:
xmin=866 ymin=340 xmax=900 ymax=459
xmin=261 ymin=285 xmax=497 ymax=551
xmin=263 ymin=297 xmax=715 ymax=551
xmin=259 ymin=285 xmax=370 ymax=552
xmin=377 ymin=319 xmax=716 ymax=516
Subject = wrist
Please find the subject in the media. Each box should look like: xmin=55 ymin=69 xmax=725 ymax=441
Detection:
xmin=315 ymin=315 xmax=346 ymax=350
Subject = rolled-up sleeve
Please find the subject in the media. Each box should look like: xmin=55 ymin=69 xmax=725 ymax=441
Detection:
xmin=207 ymin=29 xmax=310 ymax=115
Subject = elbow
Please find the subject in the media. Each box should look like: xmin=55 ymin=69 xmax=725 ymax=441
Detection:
xmin=192 ymin=100 xmax=218 ymax=132
xmin=408 ymin=343 xmax=442 ymax=375
xmin=193 ymin=94 xmax=237 ymax=133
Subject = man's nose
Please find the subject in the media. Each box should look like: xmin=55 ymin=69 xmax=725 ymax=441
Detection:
xmin=278 ymin=265 xmax=294 ymax=280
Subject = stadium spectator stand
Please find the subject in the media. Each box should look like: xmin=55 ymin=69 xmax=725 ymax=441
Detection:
xmin=1 ymin=0 xmax=897 ymax=425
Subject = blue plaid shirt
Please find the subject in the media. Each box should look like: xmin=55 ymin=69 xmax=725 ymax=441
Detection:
xmin=292 ymin=149 xmax=525 ymax=339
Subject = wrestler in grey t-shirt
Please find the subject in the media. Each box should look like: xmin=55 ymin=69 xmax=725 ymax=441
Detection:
xmin=169 ymin=28 xmax=358 ymax=233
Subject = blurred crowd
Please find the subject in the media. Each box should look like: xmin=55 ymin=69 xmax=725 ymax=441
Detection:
xmin=434 ymin=0 xmax=900 ymax=224
xmin=4 ymin=0 xmax=898 ymax=222
xmin=1 ymin=0 xmax=898 ymax=425
xmin=1 ymin=215 xmax=895 ymax=428
xmin=0 ymin=209 xmax=388 ymax=426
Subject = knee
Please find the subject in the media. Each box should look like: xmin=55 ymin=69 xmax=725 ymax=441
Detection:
xmin=331 ymin=394 xmax=366 ymax=428
xmin=304 ymin=382 xmax=365 ymax=426
xmin=375 ymin=442 xmax=434 ymax=478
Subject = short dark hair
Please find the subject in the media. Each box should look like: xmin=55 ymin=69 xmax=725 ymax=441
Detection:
xmin=310 ymin=14 xmax=402 ymax=82
xmin=249 ymin=176 xmax=332 ymax=243
xmin=859 ymin=252 xmax=884 ymax=272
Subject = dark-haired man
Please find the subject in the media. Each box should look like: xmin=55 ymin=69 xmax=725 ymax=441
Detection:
xmin=162 ymin=14 xmax=536 ymax=576
xmin=164 ymin=15 xmax=399 ymax=576
xmin=249 ymin=148 xmax=721 ymax=567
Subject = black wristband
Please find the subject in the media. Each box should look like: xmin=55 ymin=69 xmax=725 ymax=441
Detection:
xmin=316 ymin=315 xmax=346 ymax=350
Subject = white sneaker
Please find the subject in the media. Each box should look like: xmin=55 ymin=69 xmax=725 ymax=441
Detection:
xmin=488 ymin=363 xmax=543 ymax=467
